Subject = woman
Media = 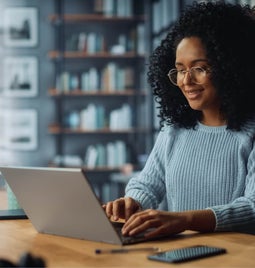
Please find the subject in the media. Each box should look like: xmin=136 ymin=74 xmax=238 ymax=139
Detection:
xmin=104 ymin=2 xmax=255 ymax=239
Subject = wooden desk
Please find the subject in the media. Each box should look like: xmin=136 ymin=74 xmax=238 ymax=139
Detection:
xmin=0 ymin=220 xmax=255 ymax=267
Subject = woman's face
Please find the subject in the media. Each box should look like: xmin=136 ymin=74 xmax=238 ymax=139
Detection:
xmin=175 ymin=37 xmax=221 ymax=121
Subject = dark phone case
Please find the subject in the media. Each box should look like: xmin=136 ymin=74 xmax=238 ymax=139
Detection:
xmin=0 ymin=209 xmax=28 ymax=220
xmin=148 ymin=245 xmax=226 ymax=263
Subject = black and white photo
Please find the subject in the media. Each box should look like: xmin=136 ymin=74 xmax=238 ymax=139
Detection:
xmin=0 ymin=109 xmax=38 ymax=151
xmin=3 ymin=7 xmax=38 ymax=47
xmin=3 ymin=56 xmax=38 ymax=97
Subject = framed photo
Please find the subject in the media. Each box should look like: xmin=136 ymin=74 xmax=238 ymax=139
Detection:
xmin=0 ymin=109 xmax=38 ymax=151
xmin=2 ymin=56 xmax=38 ymax=98
xmin=3 ymin=7 xmax=38 ymax=47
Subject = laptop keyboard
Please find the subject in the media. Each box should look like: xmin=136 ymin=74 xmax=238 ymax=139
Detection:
xmin=112 ymin=221 xmax=147 ymax=244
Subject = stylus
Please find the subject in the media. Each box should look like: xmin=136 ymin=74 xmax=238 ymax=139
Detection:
xmin=95 ymin=247 xmax=160 ymax=254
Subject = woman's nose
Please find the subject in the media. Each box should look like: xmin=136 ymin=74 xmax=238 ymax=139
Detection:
xmin=182 ymin=71 xmax=193 ymax=85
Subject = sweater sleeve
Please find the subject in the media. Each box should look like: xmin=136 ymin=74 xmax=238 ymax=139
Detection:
xmin=210 ymin=141 xmax=255 ymax=232
xmin=125 ymin=127 xmax=172 ymax=209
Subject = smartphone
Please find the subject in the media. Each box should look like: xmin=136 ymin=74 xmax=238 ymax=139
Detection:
xmin=0 ymin=209 xmax=28 ymax=220
xmin=148 ymin=245 xmax=226 ymax=263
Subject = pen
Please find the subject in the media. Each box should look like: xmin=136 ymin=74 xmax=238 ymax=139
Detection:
xmin=95 ymin=247 xmax=160 ymax=254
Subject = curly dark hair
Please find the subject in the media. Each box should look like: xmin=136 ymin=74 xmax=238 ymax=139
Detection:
xmin=148 ymin=1 xmax=255 ymax=130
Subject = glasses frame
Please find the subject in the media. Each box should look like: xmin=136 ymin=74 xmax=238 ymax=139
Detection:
xmin=167 ymin=66 xmax=211 ymax=86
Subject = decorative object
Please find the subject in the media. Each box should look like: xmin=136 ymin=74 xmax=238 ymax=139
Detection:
xmin=3 ymin=56 xmax=38 ymax=97
xmin=0 ymin=109 xmax=38 ymax=151
xmin=3 ymin=7 xmax=38 ymax=47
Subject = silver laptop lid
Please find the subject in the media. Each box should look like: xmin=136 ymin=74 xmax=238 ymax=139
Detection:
xmin=0 ymin=166 xmax=123 ymax=244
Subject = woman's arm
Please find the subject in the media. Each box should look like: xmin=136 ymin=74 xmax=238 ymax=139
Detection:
xmin=125 ymin=127 xmax=174 ymax=209
xmin=210 ymin=141 xmax=255 ymax=232
xmin=103 ymin=128 xmax=173 ymax=221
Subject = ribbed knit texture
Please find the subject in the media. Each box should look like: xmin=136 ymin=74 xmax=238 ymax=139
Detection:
xmin=125 ymin=121 xmax=255 ymax=232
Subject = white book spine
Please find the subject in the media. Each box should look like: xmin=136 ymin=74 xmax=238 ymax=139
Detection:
xmin=107 ymin=142 xmax=115 ymax=167
xmin=84 ymin=145 xmax=98 ymax=168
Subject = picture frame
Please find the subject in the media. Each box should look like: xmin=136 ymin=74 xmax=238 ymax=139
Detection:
xmin=2 ymin=56 xmax=38 ymax=98
xmin=0 ymin=109 xmax=38 ymax=151
xmin=3 ymin=7 xmax=38 ymax=47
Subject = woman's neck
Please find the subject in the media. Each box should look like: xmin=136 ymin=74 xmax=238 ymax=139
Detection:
xmin=201 ymin=111 xmax=226 ymax=126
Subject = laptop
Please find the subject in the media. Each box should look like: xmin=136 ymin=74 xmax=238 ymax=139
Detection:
xmin=0 ymin=166 xmax=154 ymax=245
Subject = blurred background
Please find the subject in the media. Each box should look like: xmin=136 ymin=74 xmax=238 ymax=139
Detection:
xmin=0 ymin=0 xmax=253 ymax=208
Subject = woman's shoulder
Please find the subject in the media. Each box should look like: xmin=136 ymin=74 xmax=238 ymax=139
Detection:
xmin=160 ymin=123 xmax=181 ymax=135
xmin=241 ymin=117 xmax=255 ymax=139
xmin=156 ymin=124 xmax=191 ymax=143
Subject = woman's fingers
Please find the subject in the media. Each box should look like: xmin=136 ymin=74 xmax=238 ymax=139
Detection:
xmin=122 ymin=209 xmax=186 ymax=238
xmin=104 ymin=201 xmax=113 ymax=218
xmin=124 ymin=197 xmax=139 ymax=220
xmin=104 ymin=197 xmax=140 ymax=221
xmin=112 ymin=197 xmax=141 ymax=220
xmin=112 ymin=198 xmax=125 ymax=220
xmin=122 ymin=209 xmax=158 ymax=235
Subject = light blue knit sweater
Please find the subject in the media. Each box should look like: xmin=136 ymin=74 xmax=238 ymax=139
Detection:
xmin=125 ymin=121 xmax=255 ymax=233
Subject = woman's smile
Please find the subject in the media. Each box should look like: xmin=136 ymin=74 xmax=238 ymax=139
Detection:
xmin=184 ymin=87 xmax=204 ymax=100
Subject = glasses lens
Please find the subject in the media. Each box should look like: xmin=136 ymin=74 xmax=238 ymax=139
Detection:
xmin=190 ymin=67 xmax=205 ymax=84
xmin=168 ymin=67 xmax=208 ymax=85
xmin=168 ymin=69 xmax=178 ymax=85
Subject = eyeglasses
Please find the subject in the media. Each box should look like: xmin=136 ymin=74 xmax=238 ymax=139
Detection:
xmin=167 ymin=66 xmax=211 ymax=86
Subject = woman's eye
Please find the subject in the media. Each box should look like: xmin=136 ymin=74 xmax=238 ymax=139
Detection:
xmin=193 ymin=67 xmax=206 ymax=73
xmin=194 ymin=67 xmax=203 ymax=72
xmin=177 ymin=69 xmax=186 ymax=74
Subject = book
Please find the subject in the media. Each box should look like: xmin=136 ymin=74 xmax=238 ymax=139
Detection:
xmin=106 ymin=142 xmax=115 ymax=167
xmin=84 ymin=145 xmax=98 ymax=168
xmin=83 ymin=140 xmax=128 ymax=168
xmin=103 ymin=0 xmax=115 ymax=17
xmin=80 ymin=104 xmax=106 ymax=130
xmin=81 ymin=68 xmax=100 ymax=91
xmin=101 ymin=62 xmax=117 ymax=91
xmin=137 ymin=24 xmax=145 ymax=55
xmin=80 ymin=104 xmax=97 ymax=130
xmin=81 ymin=72 xmax=89 ymax=91
xmin=96 ymin=105 xmax=105 ymax=129
xmin=152 ymin=0 xmax=161 ymax=33
xmin=77 ymin=32 xmax=87 ymax=52
xmin=96 ymin=144 xmax=106 ymax=166
xmin=117 ymin=0 xmax=133 ymax=17
xmin=87 ymin=32 xmax=97 ymax=54
xmin=109 ymin=104 xmax=132 ymax=130
xmin=115 ymin=140 xmax=126 ymax=166
xmin=124 ymin=67 xmax=134 ymax=89
xmin=89 ymin=68 xmax=100 ymax=90
xmin=94 ymin=0 xmax=104 ymax=14
xmin=61 ymin=71 xmax=70 ymax=92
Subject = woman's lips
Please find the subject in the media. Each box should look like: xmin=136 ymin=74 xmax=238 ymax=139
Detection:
xmin=185 ymin=89 xmax=203 ymax=100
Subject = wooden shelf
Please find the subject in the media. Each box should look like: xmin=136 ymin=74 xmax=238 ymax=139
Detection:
xmin=48 ymin=50 xmax=145 ymax=59
xmin=48 ymin=14 xmax=145 ymax=23
xmin=48 ymin=88 xmax=147 ymax=97
xmin=48 ymin=163 xmax=125 ymax=172
xmin=48 ymin=124 xmax=138 ymax=134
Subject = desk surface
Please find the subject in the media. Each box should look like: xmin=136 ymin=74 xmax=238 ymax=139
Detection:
xmin=0 ymin=220 xmax=255 ymax=267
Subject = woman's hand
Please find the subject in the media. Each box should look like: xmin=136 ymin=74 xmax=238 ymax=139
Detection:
xmin=121 ymin=209 xmax=189 ymax=238
xmin=121 ymin=209 xmax=216 ymax=239
xmin=103 ymin=197 xmax=142 ymax=221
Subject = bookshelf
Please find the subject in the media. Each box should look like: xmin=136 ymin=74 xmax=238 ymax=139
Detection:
xmin=48 ymin=0 xmax=150 ymax=180
xmin=148 ymin=0 xmax=181 ymax=135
